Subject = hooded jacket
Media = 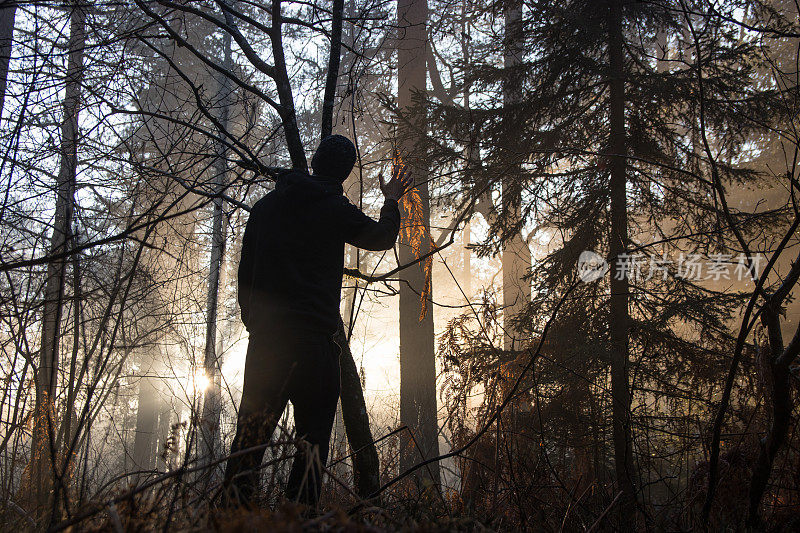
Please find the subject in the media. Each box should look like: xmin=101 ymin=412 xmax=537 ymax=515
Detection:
xmin=238 ymin=170 xmax=401 ymax=335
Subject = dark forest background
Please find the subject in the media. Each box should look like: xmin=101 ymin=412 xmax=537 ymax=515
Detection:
xmin=1 ymin=0 xmax=799 ymax=530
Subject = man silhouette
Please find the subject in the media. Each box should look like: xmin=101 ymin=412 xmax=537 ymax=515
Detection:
xmin=223 ymin=134 xmax=412 ymax=507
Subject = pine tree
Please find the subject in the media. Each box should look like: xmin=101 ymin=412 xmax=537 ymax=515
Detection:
xmin=426 ymin=0 xmax=784 ymax=527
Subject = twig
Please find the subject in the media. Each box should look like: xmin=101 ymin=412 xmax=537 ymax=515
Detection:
xmin=5 ymin=499 xmax=36 ymax=528
xmin=586 ymin=491 xmax=623 ymax=533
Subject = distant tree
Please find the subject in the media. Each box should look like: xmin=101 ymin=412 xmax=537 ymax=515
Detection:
xmin=198 ymin=15 xmax=233 ymax=479
xmin=30 ymin=0 xmax=86 ymax=517
xmin=500 ymin=0 xmax=531 ymax=352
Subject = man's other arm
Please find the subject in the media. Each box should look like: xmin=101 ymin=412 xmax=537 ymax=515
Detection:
xmin=340 ymin=198 xmax=401 ymax=251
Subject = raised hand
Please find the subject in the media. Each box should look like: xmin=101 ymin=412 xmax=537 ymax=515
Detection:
xmin=379 ymin=162 xmax=414 ymax=201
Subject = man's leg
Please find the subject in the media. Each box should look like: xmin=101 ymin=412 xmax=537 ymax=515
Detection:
xmin=223 ymin=333 xmax=293 ymax=506
xmin=285 ymin=334 xmax=341 ymax=506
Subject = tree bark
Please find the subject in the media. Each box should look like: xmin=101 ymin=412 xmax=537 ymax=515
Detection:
xmin=321 ymin=0 xmax=344 ymax=139
xmin=334 ymin=319 xmax=381 ymax=498
xmin=157 ymin=397 xmax=175 ymax=471
xmin=199 ymin=25 xmax=232 ymax=475
xmin=501 ymin=0 xmax=530 ymax=352
xmin=397 ymin=0 xmax=440 ymax=489
xmin=607 ymin=0 xmax=637 ymax=527
xmin=270 ymin=0 xmax=307 ymax=170
xmin=746 ymin=338 xmax=791 ymax=527
xmin=31 ymin=0 xmax=85 ymax=515
xmin=462 ymin=219 xmax=471 ymax=298
xmin=0 ymin=0 xmax=16 ymax=120
xmin=133 ymin=367 xmax=160 ymax=476
xmin=746 ymin=254 xmax=800 ymax=526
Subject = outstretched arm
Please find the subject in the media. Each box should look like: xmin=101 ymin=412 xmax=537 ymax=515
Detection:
xmin=341 ymin=164 xmax=413 ymax=251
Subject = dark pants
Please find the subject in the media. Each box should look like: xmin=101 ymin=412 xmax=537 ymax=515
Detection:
xmin=223 ymin=328 xmax=341 ymax=507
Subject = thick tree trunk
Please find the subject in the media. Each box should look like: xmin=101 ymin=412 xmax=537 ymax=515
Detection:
xmin=270 ymin=0 xmax=307 ymax=170
xmin=397 ymin=0 xmax=440 ymax=489
xmin=501 ymin=0 xmax=530 ymax=352
xmin=746 ymin=255 xmax=800 ymax=526
xmin=460 ymin=0 xmax=474 ymax=303
xmin=334 ymin=319 xmax=381 ymax=498
xmin=462 ymin=220 xmax=472 ymax=298
xmin=743 ymin=36 xmax=800 ymax=526
xmin=746 ymin=342 xmax=791 ymax=527
xmin=0 ymin=1 xmax=16 ymax=119
xmin=157 ymin=398 xmax=175 ymax=471
xmin=31 ymin=1 xmax=85 ymax=515
xmin=133 ymin=368 xmax=160 ymax=476
xmin=199 ymin=28 xmax=232 ymax=474
xmin=607 ymin=0 xmax=636 ymax=527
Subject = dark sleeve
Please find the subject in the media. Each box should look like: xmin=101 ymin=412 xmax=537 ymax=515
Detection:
xmin=339 ymin=197 xmax=401 ymax=251
xmin=238 ymin=207 xmax=257 ymax=329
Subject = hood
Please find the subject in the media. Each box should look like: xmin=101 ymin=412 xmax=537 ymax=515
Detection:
xmin=275 ymin=170 xmax=343 ymax=201
xmin=311 ymin=135 xmax=357 ymax=181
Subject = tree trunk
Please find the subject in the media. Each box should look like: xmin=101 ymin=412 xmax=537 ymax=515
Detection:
xmin=0 ymin=0 xmax=16 ymax=119
xmin=745 ymin=254 xmax=800 ymax=526
xmin=607 ymin=0 xmax=637 ymax=527
xmin=334 ymin=318 xmax=381 ymax=498
xmin=462 ymin=220 xmax=472 ymax=298
xmin=460 ymin=0 xmax=474 ymax=302
xmin=133 ymin=367 xmax=160 ymax=476
xmin=270 ymin=0 xmax=307 ymax=170
xmin=199 ymin=27 xmax=232 ymax=475
xmin=743 ymin=36 xmax=800 ymax=526
xmin=156 ymin=395 xmax=173 ymax=471
xmin=31 ymin=1 xmax=85 ymax=516
xmin=746 ymin=343 xmax=792 ymax=528
xmin=501 ymin=0 xmax=531 ymax=352
xmin=321 ymin=0 xmax=344 ymax=138
xmin=397 ymin=0 xmax=440 ymax=489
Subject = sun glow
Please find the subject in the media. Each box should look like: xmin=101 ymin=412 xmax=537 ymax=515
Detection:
xmin=191 ymin=368 xmax=210 ymax=395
